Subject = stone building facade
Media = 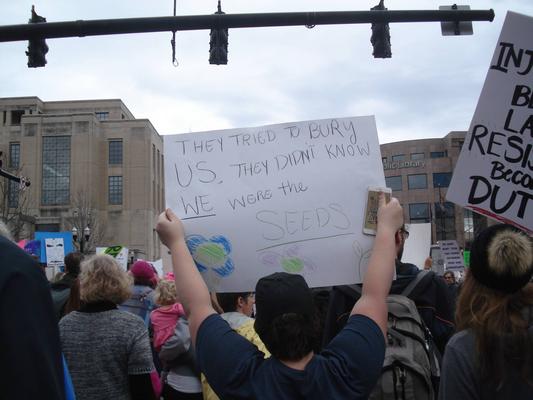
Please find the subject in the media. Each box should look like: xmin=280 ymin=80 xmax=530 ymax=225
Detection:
xmin=381 ymin=131 xmax=489 ymax=249
xmin=0 ymin=97 xmax=164 ymax=260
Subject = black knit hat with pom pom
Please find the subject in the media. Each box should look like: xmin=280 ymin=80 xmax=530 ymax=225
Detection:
xmin=469 ymin=224 xmax=533 ymax=293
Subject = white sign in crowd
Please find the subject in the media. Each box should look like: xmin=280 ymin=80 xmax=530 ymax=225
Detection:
xmin=165 ymin=117 xmax=385 ymax=291
xmin=161 ymin=11 xmax=532 ymax=291
xmin=447 ymin=11 xmax=533 ymax=235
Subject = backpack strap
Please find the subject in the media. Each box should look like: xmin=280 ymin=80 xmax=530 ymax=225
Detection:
xmin=401 ymin=270 xmax=432 ymax=299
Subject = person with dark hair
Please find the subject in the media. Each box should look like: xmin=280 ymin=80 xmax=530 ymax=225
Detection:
xmin=50 ymin=251 xmax=84 ymax=321
xmin=201 ymin=292 xmax=269 ymax=400
xmin=0 ymin=222 xmax=65 ymax=399
xmin=215 ymin=292 xmax=254 ymax=316
xmin=156 ymin=194 xmax=404 ymax=399
xmin=439 ymin=224 xmax=533 ymax=399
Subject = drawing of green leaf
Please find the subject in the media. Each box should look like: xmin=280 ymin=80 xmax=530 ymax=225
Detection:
xmin=281 ymin=257 xmax=304 ymax=273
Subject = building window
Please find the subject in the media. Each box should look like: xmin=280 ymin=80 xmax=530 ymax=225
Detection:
xmin=385 ymin=176 xmax=402 ymax=191
xmin=408 ymin=174 xmax=427 ymax=189
xmin=108 ymin=140 xmax=123 ymax=165
xmin=409 ymin=203 xmax=430 ymax=223
xmin=95 ymin=112 xmax=109 ymax=121
xmin=157 ymin=149 xmax=160 ymax=181
xmin=42 ymin=136 xmax=70 ymax=206
xmin=11 ymin=110 xmax=24 ymax=125
xmin=433 ymin=172 xmax=452 ymax=188
xmin=9 ymin=143 xmax=20 ymax=169
xmin=8 ymin=180 xmax=19 ymax=208
xmin=152 ymin=144 xmax=156 ymax=170
xmin=392 ymin=154 xmax=406 ymax=162
xmin=382 ymin=157 xmax=387 ymax=163
xmin=434 ymin=202 xmax=456 ymax=240
xmin=108 ymin=176 xmax=123 ymax=205
xmin=410 ymin=152 xmax=424 ymax=160
xmin=430 ymin=151 xmax=447 ymax=158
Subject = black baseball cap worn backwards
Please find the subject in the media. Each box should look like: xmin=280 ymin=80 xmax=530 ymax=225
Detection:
xmin=254 ymin=272 xmax=315 ymax=333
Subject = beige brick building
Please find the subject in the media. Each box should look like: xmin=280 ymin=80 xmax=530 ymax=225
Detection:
xmin=381 ymin=131 xmax=489 ymax=249
xmin=0 ymin=96 xmax=164 ymax=261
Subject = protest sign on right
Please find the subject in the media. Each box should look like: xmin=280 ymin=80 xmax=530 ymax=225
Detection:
xmin=446 ymin=11 xmax=533 ymax=234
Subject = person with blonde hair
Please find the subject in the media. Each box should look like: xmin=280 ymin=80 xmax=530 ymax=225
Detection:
xmin=151 ymin=277 xmax=202 ymax=400
xmin=151 ymin=279 xmax=185 ymax=352
xmin=59 ymin=255 xmax=155 ymax=400
xmin=439 ymin=224 xmax=533 ymax=399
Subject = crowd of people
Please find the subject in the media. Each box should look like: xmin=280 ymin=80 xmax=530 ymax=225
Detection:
xmin=0 ymin=193 xmax=532 ymax=399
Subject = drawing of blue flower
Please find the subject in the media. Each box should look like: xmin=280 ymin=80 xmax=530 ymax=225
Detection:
xmin=186 ymin=234 xmax=234 ymax=278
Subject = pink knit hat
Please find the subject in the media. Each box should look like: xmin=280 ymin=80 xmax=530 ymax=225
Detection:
xmin=130 ymin=260 xmax=156 ymax=280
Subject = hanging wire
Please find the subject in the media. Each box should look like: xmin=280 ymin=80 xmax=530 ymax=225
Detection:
xmin=171 ymin=0 xmax=178 ymax=66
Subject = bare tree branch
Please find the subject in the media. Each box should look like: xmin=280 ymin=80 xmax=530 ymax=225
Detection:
xmin=64 ymin=189 xmax=107 ymax=254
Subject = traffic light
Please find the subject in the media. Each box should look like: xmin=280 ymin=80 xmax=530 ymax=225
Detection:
xmin=26 ymin=6 xmax=49 ymax=68
xmin=209 ymin=1 xmax=228 ymax=65
xmin=370 ymin=0 xmax=392 ymax=58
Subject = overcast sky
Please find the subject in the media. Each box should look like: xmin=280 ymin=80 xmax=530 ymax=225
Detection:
xmin=2 ymin=1 xmax=532 ymax=143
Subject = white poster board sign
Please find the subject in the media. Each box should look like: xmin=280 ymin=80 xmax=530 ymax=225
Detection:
xmin=96 ymin=246 xmax=129 ymax=270
xmin=438 ymin=240 xmax=465 ymax=271
xmin=45 ymin=237 xmax=65 ymax=268
xmin=165 ymin=116 xmax=385 ymax=291
xmin=401 ymin=223 xmax=431 ymax=270
xmin=447 ymin=11 xmax=533 ymax=235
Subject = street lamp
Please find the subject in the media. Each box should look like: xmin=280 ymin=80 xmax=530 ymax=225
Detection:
xmin=71 ymin=226 xmax=91 ymax=254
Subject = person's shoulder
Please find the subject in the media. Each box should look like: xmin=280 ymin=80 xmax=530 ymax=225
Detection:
xmin=447 ymin=330 xmax=474 ymax=349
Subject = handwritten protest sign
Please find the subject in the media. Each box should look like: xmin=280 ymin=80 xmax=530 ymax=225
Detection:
xmin=438 ymin=240 xmax=465 ymax=271
xmin=447 ymin=12 xmax=533 ymax=234
xmin=96 ymin=246 xmax=129 ymax=270
xmin=164 ymin=116 xmax=385 ymax=291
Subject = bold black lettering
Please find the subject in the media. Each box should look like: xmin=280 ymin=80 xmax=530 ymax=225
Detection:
xmin=467 ymin=175 xmax=492 ymax=204
xmin=503 ymin=108 xmax=518 ymax=133
xmin=505 ymin=136 xmax=524 ymax=163
xmin=516 ymin=190 xmax=533 ymax=218
xmin=511 ymin=84 xmax=532 ymax=108
xmin=518 ymin=50 xmax=533 ymax=75
xmin=467 ymin=124 xmax=489 ymax=154
xmin=489 ymin=185 xmax=516 ymax=214
xmin=487 ymin=131 xmax=505 ymax=157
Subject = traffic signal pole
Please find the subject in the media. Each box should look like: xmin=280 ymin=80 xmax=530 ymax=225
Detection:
xmin=0 ymin=9 xmax=494 ymax=42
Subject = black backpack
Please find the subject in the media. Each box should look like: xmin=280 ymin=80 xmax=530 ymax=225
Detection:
xmin=338 ymin=271 xmax=441 ymax=400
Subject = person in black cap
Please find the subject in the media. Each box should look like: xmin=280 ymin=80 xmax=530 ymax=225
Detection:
xmin=439 ymin=224 xmax=533 ymax=400
xmin=156 ymin=193 xmax=404 ymax=399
